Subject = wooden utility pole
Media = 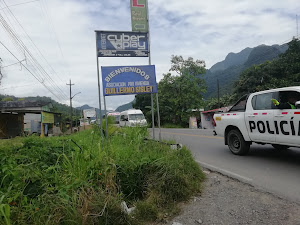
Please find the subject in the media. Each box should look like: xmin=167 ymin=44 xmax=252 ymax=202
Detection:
xmin=217 ymin=79 xmax=220 ymax=108
xmin=67 ymin=79 xmax=74 ymax=133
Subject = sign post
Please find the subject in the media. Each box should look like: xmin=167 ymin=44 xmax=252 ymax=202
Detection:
xmin=95 ymin=32 xmax=103 ymax=138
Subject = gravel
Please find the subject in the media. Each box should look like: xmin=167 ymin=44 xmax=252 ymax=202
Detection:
xmin=159 ymin=170 xmax=300 ymax=225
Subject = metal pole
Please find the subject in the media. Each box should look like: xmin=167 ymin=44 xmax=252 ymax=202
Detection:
xmin=151 ymin=93 xmax=155 ymax=138
xmin=95 ymin=32 xmax=103 ymax=138
xmin=156 ymin=93 xmax=161 ymax=141
xmin=146 ymin=0 xmax=156 ymax=140
xmin=104 ymin=96 xmax=108 ymax=138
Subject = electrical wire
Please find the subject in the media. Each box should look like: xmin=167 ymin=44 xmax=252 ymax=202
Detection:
xmin=0 ymin=0 xmax=39 ymax=10
xmin=0 ymin=13 xmax=66 ymax=100
xmin=2 ymin=0 xmax=68 ymax=99
xmin=0 ymin=1 xmax=69 ymax=101
xmin=0 ymin=40 xmax=62 ymax=99
xmin=39 ymin=0 xmax=71 ymax=80
xmin=1 ymin=59 xmax=25 ymax=68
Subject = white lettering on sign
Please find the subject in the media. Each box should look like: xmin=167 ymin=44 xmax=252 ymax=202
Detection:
xmin=107 ymin=33 xmax=146 ymax=50
xmin=105 ymin=82 xmax=126 ymax=87
xmin=100 ymin=34 xmax=106 ymax=49
xmin=105 ymin=67 xmax=150 ymax=82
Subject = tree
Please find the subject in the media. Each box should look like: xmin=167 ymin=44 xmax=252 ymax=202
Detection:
xmin=2 ymin=97 xmax=14 ymax=101
xmin=205 ymin=94 xmax=236 ymax=110
xmin=233 ymin=39 xmax=300 ymax=98
xmin=132 ymin=93 xmax=152 ymax=121
xmin=158 ymin=55 xmax=206 ymax=126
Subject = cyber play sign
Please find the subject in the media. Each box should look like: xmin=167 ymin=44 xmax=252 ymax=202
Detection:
xmin=96 ymin=31 xmax=149 ymax=57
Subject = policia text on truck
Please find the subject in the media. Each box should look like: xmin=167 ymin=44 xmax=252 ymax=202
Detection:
xmin=213 ymin=87 xmax=300 ymax=155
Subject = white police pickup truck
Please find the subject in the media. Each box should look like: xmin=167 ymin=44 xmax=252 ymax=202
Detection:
xmin=214 ymin=87 xmax=300 ymax=155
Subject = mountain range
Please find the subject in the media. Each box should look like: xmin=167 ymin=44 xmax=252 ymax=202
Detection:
xmin=203 ymin=43 xmax=288 ymax=98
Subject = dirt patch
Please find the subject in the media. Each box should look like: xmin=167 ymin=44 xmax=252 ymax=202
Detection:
xmin=158 ymin=171 xmax=300 ymax=225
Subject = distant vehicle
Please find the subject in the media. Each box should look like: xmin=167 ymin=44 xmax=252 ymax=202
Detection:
xmin=119 ymin=109 xmax=147 ymax=127
xmin=107 ymin=111 xmax=120 ymax=124
xmin=214 ymin=86 xmax=300 ymax=155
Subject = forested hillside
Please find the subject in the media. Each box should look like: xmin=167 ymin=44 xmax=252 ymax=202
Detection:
xmin=206 ymin=39 xmax=300 ymax=110
xmin=115 ymin=101 xmax=133 ymax=112
xmin=203 ymin=43 xmax=288 ymax=98
xmin=233 ymin=39 xmax=300 ymax=97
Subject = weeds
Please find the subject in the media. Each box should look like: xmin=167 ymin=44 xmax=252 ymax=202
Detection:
xmin=0 ymin=126 xmax=204 ymax=225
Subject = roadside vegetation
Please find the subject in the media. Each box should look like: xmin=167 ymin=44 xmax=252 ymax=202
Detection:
xmin=133 ymin=55 xmax=206 ymax=128
xmin=0 ymin=125 xmax=205 ymax=225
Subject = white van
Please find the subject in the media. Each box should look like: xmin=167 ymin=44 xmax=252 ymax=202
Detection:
xmin=119 ymin=109 xmax=147 ymax=127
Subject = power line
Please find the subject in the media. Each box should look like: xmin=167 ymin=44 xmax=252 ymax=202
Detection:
xmin=0 ymin=13 xmax=66 ymax=100
xmin=0 ymin=2 xmax=69 ymax=100
xmin=0 ymin=40 xmax=62 ymax=99
xmin=2 ymin=0 xmax=68 ymax=98
xmin=39 ymin=0 xmax=71 ymax=82
xmin=1 ymin=59 xmax=25 ymax=68
xmin=0 ymin=0 xmax=39 ymax=10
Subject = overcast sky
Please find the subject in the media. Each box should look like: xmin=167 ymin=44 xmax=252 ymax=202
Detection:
xmin=0 ymin=0 xmax=299 ymax=110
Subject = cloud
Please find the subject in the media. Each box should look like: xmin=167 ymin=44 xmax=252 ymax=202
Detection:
xmin=0 ymin=0 xmax=299 ymax=111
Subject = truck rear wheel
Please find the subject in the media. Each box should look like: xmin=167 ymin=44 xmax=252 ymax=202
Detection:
xmin=227 ymin=129 xmax=250 ymax=155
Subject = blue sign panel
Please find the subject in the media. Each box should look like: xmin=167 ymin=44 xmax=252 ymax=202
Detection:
xmin=96 ymin=31 xmax=149 ymax=57
xmin=101 ymin=65 xmax=157 ymax=96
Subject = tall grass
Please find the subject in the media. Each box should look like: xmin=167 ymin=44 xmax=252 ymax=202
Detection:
xmin=0 ymin=125 xmax=205 ymax=225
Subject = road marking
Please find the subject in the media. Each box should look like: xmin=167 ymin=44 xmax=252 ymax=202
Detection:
xmin=161 ymin=131 xmax=223 ymax=139
xmin=196 ymin=160 xmax=253 ymax=183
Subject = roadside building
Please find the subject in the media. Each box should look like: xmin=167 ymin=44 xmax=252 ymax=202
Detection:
xmin=0 ymin=100 xmax=62 ymax=138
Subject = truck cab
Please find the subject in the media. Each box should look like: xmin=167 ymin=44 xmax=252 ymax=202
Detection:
xmin=214 ymin=87 xmax=300 ymax=155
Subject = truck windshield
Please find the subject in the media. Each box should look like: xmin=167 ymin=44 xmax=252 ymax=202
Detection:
xmin=129 ymin=114 xmax=145 ymax=120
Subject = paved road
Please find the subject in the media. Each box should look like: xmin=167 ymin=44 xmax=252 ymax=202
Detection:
xmin=151 ymin=128 xmax=300 ymax=203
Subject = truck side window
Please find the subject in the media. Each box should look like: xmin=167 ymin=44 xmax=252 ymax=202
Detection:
xmin=253 ymin=93 xmax=273 ymax=110
xmin=278 ymin=91 xmax=300 ymax=109
xmin=229 ymin=95 xmax=247 ymax=112
xmin=251 ymin=95 xmax=257 ymax=109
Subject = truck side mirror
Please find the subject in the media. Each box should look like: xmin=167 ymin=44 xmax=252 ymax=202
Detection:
xmin=295 ymin=101 xmax=300 ymax=109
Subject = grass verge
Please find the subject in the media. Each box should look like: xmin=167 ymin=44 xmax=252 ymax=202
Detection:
xmin=0 ymin=126 xmax=205 ymax=225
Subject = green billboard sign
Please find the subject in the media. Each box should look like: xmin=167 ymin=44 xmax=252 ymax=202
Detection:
xmin=130 ymin=0 xmax=148 ymax=32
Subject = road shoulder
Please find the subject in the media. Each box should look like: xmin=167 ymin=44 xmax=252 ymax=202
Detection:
xmin=159 ymin=170 xmax=300 ymax=225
